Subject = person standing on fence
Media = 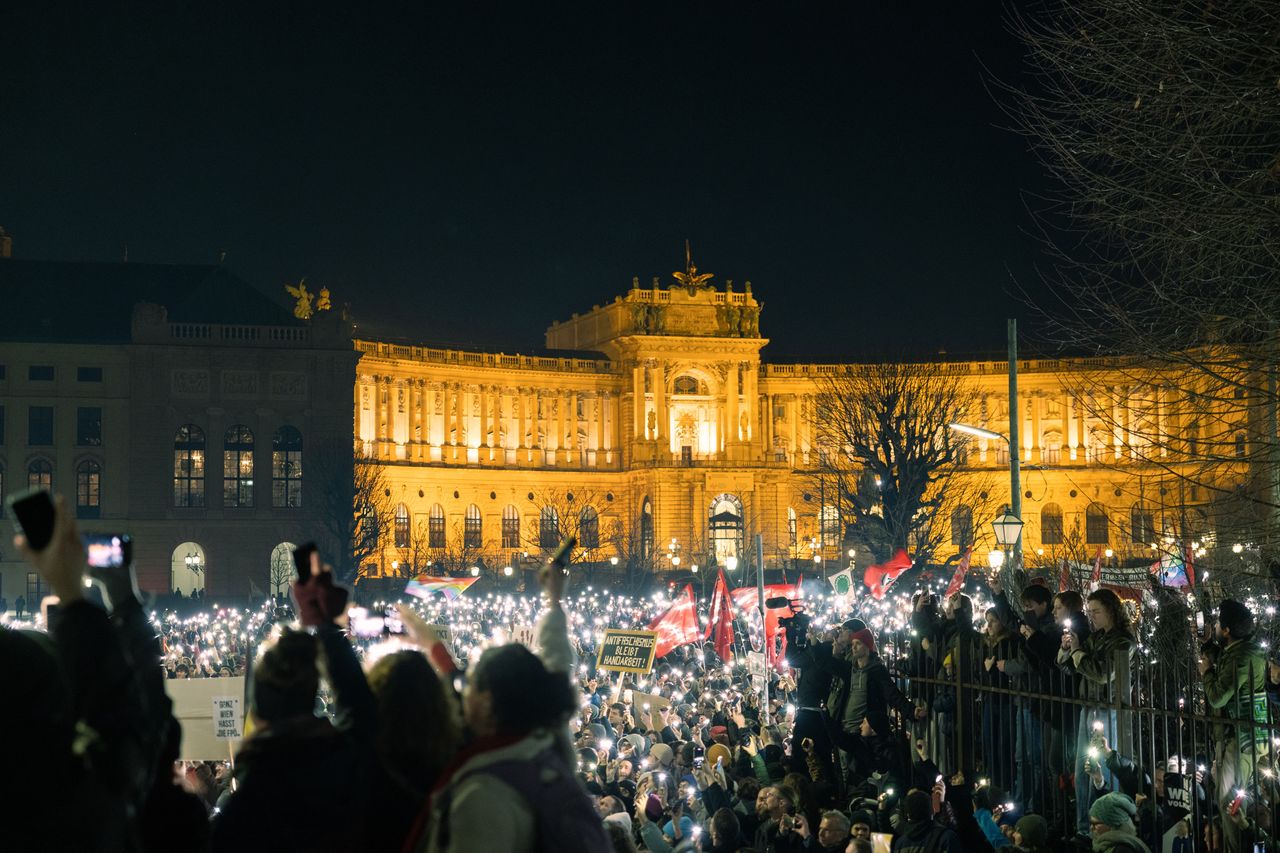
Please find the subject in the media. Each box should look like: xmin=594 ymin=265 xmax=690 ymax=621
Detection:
xmin=1059 ymin=588 xmax=1136 ymax=841
xmin=1200 ymin=599 xmax=1269 ymax=853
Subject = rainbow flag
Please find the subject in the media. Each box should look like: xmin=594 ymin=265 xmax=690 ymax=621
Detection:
xmin=404 ymin=575 xmax=480 ymax=600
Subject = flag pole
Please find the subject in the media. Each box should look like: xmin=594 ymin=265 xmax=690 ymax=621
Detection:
xmin=755 ymin=533 xmax=769 ymax=726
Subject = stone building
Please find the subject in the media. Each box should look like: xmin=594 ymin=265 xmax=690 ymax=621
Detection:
xmin=355 ymin=270 xmax=1238 ymax=584
xmin=0 ymin=257 xmax=358 ymax=603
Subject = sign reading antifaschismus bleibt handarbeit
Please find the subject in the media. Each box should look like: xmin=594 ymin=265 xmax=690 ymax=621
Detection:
xmin=596 ymin=629 xmax=659 ymax=674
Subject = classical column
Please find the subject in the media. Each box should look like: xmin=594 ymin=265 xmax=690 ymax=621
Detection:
xmin=726 ymin=362 xmax=740 ymax=443
xmin=1031 ymin=391 xmax=1043 ymax=464
xmin=646 ymin=361 xmax=661 ymax=441
xmin=654 ymin=362 xmax=668 ymax=445
xmin=479 ymin=385 xmax=491 ymax=456
xmin=516 ymin=388 xmax=528 ymax=449
xmin=762 ymin=392 xmax=773 ymax=458
xmin=632 ymin=363 xmax=646 ymax=439
xmin=455 ymin=384 xmax=467 ymax=447
xmin=788 ymin=393 xmax=799 ymax=462
xmin=743 ymin=363 xmax=757 ymax=442
xmin=1078 ymin=395 xmax=1089 ymax=460
xmin=800 ymin=394 xmax=813 ymax=461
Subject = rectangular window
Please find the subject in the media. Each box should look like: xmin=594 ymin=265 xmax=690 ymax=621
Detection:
xmin=76 ymin=407 xmax=102 ymax=446
xmin=224 ymin=448 xmax=255 ymax=507
xmin=501 ymin=514 xmax=520 ymax=549
xmin=271 ymin=448 xmax=303 ymax=508
xmin=28 ymin=406 xmax=53 ymax=446
xmin=28 ymin=365 xmax=54 ymax=381
xmin=428 ymin=514 xmax=446 ymax=548
xmin=77 ymin=367 xmax=103 ymax=382
xmin=27 ymin=572 xmax=45 ymax=608
xmin=174 ymin=448 xmax=205 ymax=508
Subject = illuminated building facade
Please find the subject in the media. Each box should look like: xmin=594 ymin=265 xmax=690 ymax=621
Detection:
xmin=356 ymin=268 xmax=1235 ymax=582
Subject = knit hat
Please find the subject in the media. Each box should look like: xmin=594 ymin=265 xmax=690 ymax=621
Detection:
xmin=1015 ymin=814 xmax=1048 ymax=847
xmin=706 ymin=743 xmax=732 ymax=769
xmin=1089 ymin=792 xmax=1138 ymax=828
xmin=662 ymin=816 xmax=696 ymax=838
xmin=850 ymin=627 xmax=877 ymax=656
xmin=849 ymin=809 xmax=874 ymax=830
xmin=1218 ymin=599 xmax=1255 ymax=639
xmin=649 ymin=743 xmax=674 ymax=767
xmin=621 ymin=733 xmax=647 ymax=755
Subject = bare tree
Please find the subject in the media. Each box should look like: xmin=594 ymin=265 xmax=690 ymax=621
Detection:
xmin=1003 ymin=1 xmax=1280 ymax=564
xmin=525 ymin=488 xmax=613 ymax=566
xmin=810 ymin=362 xmax=996 ymax=567
xmin=311 ymin=440 xmax=395 ymax=584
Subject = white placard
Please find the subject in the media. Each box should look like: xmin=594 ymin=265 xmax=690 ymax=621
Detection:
xmin=213 ymin=695 xmax=243 ymax=739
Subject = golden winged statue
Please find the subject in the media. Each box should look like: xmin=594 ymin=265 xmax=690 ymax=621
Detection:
xmin=672 ymin=240 xmax=714 ymax=293
xmin=285 ymin=278 xmax=314 ymax=320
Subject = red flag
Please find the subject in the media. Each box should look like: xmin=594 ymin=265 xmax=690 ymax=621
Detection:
xmin=945 ymin=548 xmax=972 ymax=598
xmin=1184 ymin=543 xmax=1196 ymax=589
xmin=1058 ymin=558 xmax=1071 ymax=593
xmin=863 ymin=549 xmax=913 ymax=599
xmin=731 ymin=580 xmax=803 ymax=670
xmin=706 ymin=569 xmax=735 ymax=661
xmin=647 ymin=584 xmax=701 ymax=658
xmin=1090 ymin=546 xmax=1103 ymax=590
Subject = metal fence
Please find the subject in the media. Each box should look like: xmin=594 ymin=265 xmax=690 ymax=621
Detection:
xmin=854 ymin=623 xmax=1278 ymax=852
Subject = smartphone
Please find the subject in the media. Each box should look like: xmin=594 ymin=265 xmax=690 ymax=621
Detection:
xmin=1196 ymin=612 xmax=1205 ymax=632
xmin=382 ymin=605 xmax=404 ymax=635
xmin=292 ymin=542 xmax=318 ymax=582
xmin=694 ymin=756 xmax=705 ymax=768
xmin=84 ymin=534 xmax=130 ymax=569
xmin=7 ymin=487 xmax=56 ymax=551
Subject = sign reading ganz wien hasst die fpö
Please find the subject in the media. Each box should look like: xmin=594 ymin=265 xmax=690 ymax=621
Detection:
xmin=596 ymin=629 xmax=659 ymax=674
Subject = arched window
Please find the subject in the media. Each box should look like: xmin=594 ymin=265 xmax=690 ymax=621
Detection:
xmin=223 ymin=425 xmax=255 ymax=507
xmin=269 ymin=542 xmax=297 ymax=597
xmin=640 ymin=498 xmax=654 ymax=562
xmin=76 ymin=459 xmax=101 ymax=519
xmin=580 ymin=506 xmax=600 ymax=549
xmin=1041 ymin=503 xmax=1064 ymax=545
xmin=1130 ymin=503 xmax=1155 ymax=544
xmin=394 ymin=503 xmax=411 ymax=549
xmin=171 ymin=542 xmax=207 ymax=596
xmin=271 ymin=426 xmax=303 ymax=508
xmin=464 ymin=504 xmax=483 ymax=549
xmin=539 ymin=506 xmax=560 ymax=549
xmin=1086 ymin=502 xmax=1109 ymax=544
xmin=787 ymin=507 xmax=798 ymax=547
xmin=673 ymin=375 xmax=705 ymax=395
xmin=501 ymin=505 xmax=521 ymax=549
xmin=27 ymin=458 xmax=52 ymax=490
xmin=710 ymin=494 xmax=744 ymax=564
xmin=173 ymin=425 xmax=206 ymax=507
xmin=819 ymin=504 xmax=840 ymax=547
xmin=950 ymin=505 xmax=973 ymax=547
xmin=428 ymin=504 xmax=446 ymax=548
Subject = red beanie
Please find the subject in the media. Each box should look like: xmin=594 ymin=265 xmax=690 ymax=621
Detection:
xmin=850 ymin=627 xmax=876 ymax=656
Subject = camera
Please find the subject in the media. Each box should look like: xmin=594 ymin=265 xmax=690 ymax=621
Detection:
xmin=768 ymin=596 xmax=812 ymax=649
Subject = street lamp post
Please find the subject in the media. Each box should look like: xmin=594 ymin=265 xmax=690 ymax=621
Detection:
xmin=947 ymin=320 xmax=1023 ymax=570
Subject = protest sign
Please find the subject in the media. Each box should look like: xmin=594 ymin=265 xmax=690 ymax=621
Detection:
xmin=165 ymin=676 xmax=246 ymax=760
xmin=212 ymin=695 xmax=243 ymax=739
xmin=595 ymin=628 xmax=658 ymax=674
xmin=630 ymin=690 xmax=672 ymax=731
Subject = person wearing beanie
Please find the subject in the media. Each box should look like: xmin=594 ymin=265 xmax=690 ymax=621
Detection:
xmin=1200 ymin=598 xmax=1268 ymax=853
xmin=825 ymin=622 xmax=925 ymax=788
xmin=1088 ymin=792 xmax=1150 ymax=852
xmin=1012 ymin=814 xmax=1049 ymax=851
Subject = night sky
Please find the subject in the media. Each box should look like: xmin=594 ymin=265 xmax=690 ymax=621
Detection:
xmin=1 ymin=3 xmax=1051 ymax=361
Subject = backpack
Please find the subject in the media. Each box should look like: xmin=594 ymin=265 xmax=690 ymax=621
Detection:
xmin=438 ymin=743 xmax=612 ymax=853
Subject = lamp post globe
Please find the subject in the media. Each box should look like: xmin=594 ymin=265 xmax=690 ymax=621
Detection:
xmin=991 ymin=512 xmax=1023 ymax=548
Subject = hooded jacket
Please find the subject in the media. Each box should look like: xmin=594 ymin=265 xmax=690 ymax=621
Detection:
xmin=1202 ymin=637 xmax=1269 ymax=747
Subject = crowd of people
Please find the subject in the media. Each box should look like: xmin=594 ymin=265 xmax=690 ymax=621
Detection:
xmin=4 ymin=493 xmax=1280 ymax=852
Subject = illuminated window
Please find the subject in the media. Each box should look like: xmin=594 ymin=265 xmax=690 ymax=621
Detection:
xmin=173 ymin=425 xmax=206 ymax=507
xmin=502 ymin=505 xmax=520 ymax=549
xmin=539 ymin=506 xmax=560 ymax=549
xmin=75 ymin=459 xmax=101 ymax=519
xmin=580 ymin=506 xmax=599 ymax=549
xmin=428 ymin=504 xmax=445 ymax=548
xmin=271 ymin=426 xmax=303 ymax=508
xmin=1130 ymin=504 xmax=1155 ymax=544
xmin=27 ymin=458 xmax=52 ymax=490
xmin=223 ymin=425 xmax=255 ymax=507
xmin=1085 ymin=503 xmax=1109 ymax=545
xmin=1041 ymin=503 xmax=1064 ymax=545
xmin=394 ymin=504 xmax=410 ymax=548
xmin=787 ymin=507 xmax=797 ymax=547
xmin=464 ymin=504 xmax=482 ymax=549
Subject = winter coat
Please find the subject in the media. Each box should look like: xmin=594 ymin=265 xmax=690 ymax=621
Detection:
xmin=1058 ymin=627 xmax=1135 ymax=704
xmin=1202 ymin=637 xmax=1269 ymax=748
xmin=1091 ymin=828 xmax=1152 ymax=852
